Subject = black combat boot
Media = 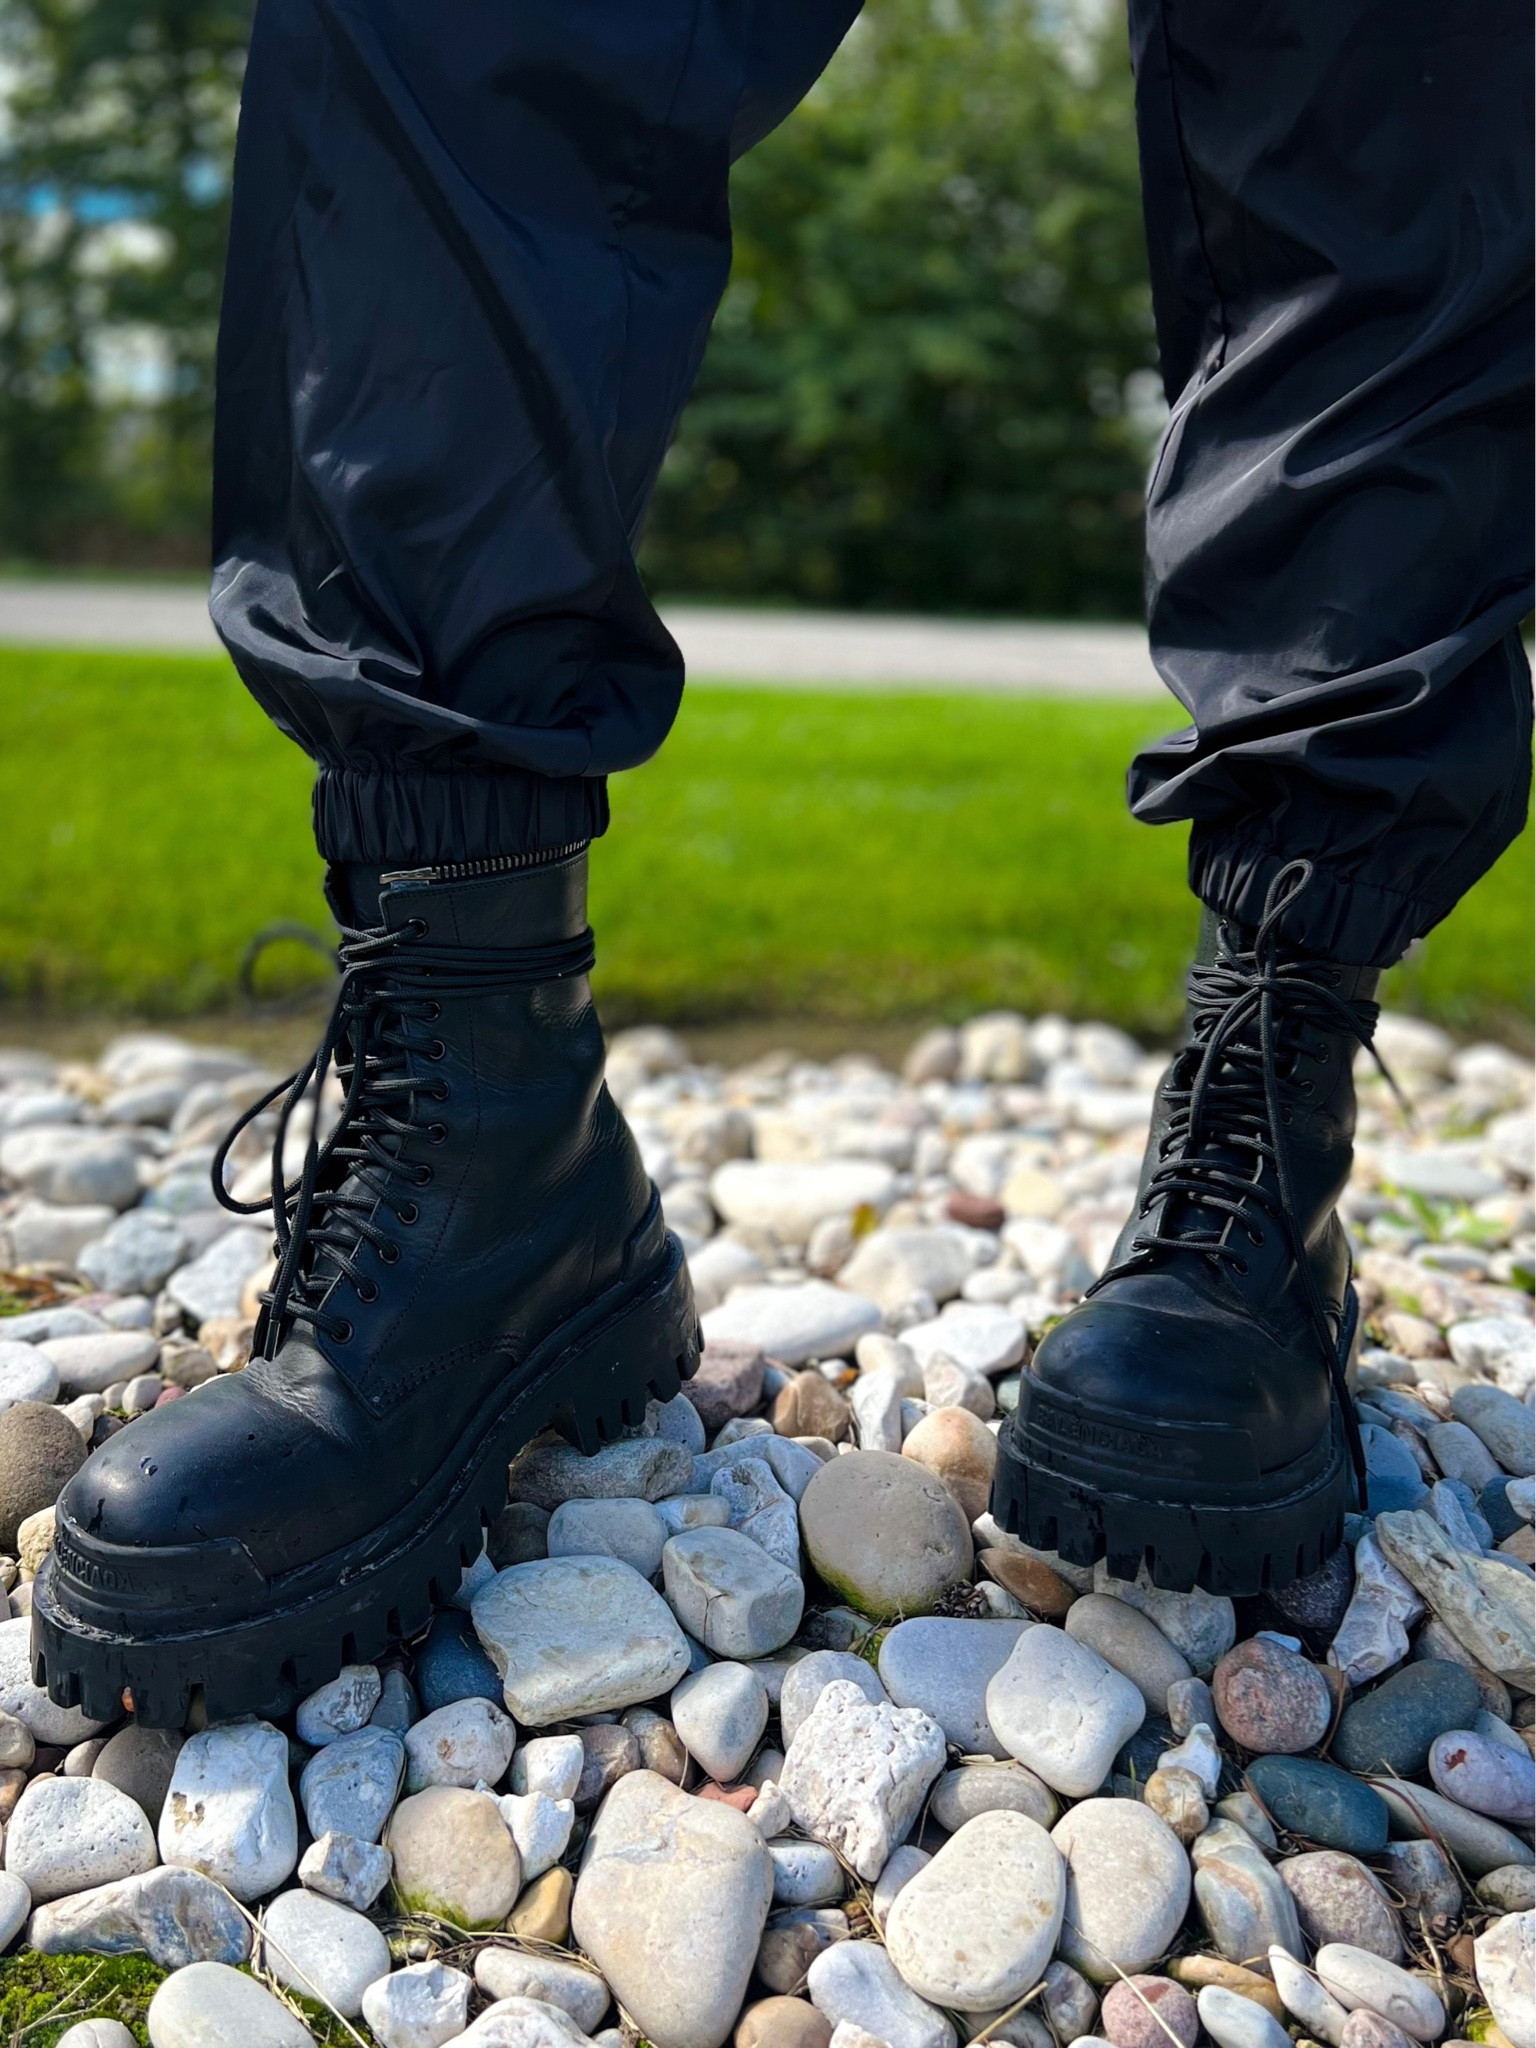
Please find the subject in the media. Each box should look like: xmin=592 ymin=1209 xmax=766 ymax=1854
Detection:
xmin=991 ymin=861 xmax=1393 ymax=1596
xmin=34 ymin=850 xmax=699 ymax=1725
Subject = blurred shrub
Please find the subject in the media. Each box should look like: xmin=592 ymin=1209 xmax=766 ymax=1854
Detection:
xmin=640 ymin=0 xmax=1158 ymax=616
xmin=0 ymin=0 xmax=249 ymax=565
xmin=0 ymin=0 xmax=1157 ymax=611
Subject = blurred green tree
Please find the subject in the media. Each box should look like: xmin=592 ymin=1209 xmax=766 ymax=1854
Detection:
xmin=640 ymin=0 xmax=1158 ymax=617
xmin=0 ymin=0 xmax=250 ymax=564
xmin=0 ymin=0 xmax=1156 ymax=611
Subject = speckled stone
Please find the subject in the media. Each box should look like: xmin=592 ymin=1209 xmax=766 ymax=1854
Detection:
xmin=1257 ymin=1546 xmax=1356 ymax=1643
xmin=884 ymin=1811 xmax=1066 ymax=2013
xmin=1378 ymin=1840 xmax=1462 ymax=1920
xmin=0 ymin=1402 xmax=86 ymax=1552
xmin=1477 ymin=1867 xmax=1536 ymax=1915
xmin=1338 ymin=2011 xmax=1419 ymax=2048
xmin=1101 ymin=1976 xmax=1199 ymax=2048
xmin=1278 ymin=1851 xmax=1402 ymax=1960
xmin=688 ymin=1343 xmax=769 ymax=1432
xmin=1212 ymin=1639 xmax=1332 ymax=1754
xmin=1050 ymin=1798 xmax=1191 ymax=1985
xmin=384 ymin=1787 xmax=521 ymax=1929
xmin=299 ymin=1726 xmax=405 ymax=1844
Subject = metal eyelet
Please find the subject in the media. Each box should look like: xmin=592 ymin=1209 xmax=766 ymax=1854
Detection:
xmin=396 ymin=1203 xmax=419 ymax=1226
xmin=423 ymin=1000 xmax=442 ymax=1020
xmin=426 ymin=1039 xmax=447 ymax=1061
xmin=412 ymin=1165 xmax=434 ymax=1187
xmin=1232 ymin=1259 xmax=1249 ymax=1277
xmin=431 ymin=1081 xmax=450 ymax=1101
xmin=428 ymin=1123 xmax=448 ymax=1145
xmin=407 ymin=917 xmax=428 ymax=937
xmin=378 ymin=1241 xmax=401 ymax=1264
xmin=333 ymin=1320 xmax=354 ymax=1343
xmin=355 ymin=1279 xmax=379 ymax=1303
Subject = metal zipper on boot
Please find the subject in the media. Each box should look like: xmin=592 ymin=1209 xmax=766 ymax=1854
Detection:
xmin=382 ymin=842 xmax=590 ymax=888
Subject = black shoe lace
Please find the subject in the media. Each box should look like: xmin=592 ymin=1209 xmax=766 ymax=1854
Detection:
xmin=1093 ymin=860 xmax=1408 ymax=1507
xmin=212 ymin=912 xmax=595 ymax=1358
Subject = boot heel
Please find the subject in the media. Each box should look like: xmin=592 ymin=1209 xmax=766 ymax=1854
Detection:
xmin=548 ymin=1233 xmax=701 ymax=1455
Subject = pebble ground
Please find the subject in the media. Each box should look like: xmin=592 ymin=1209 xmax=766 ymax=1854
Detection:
xmin=0 ymin=1009 xmax=1528 ymax=2048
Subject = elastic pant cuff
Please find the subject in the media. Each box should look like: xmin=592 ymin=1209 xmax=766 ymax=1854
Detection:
xmin=313 ymin=768 xmax=609 ymax=865
xmin=1189 ymin=827 xmax=1425 ymax=968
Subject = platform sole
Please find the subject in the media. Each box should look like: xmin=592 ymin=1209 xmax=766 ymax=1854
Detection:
xmin=32 ymin=1234 xmax=700 ymax=1728
xmin=990 ymin=1290 xmax=1358 ymax=1598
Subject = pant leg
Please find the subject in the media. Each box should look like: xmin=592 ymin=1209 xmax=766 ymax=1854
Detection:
xmin=1124 ymin=0 xmax=1533 ymax=966
xmin=210 ymin=0 xmax=856 ymax=866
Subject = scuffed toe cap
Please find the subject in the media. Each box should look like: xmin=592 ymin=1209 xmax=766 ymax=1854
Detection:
xmin=1028 ymin=1272 xmax=1331 ymax=1473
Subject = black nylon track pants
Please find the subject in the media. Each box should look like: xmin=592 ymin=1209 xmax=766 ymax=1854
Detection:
xmin=210 ymin=0 xmax=1533 ymax=967
xmin=1124 ymin=0 xmax=1533 ymax=965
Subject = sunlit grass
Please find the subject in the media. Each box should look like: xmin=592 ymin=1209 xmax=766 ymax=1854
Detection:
xmin=0 ymin=648 xmax=1527 ymax=1043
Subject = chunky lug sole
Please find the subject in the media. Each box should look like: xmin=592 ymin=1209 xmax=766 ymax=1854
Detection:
xmin=990 ymin=1290 xmax=1358 ymax=1598
xmin=32 ymin=1234 xmax=700 ymax=1729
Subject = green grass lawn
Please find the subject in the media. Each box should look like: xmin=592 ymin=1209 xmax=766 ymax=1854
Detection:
xmin=0 ymin=647 xmax=1528 ymax=1043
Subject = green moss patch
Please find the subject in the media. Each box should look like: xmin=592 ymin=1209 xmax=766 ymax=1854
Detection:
xmin=0 ymin=1951 xmax=162 ymax=2045
xmin=0 ymin=1951 xmax=370 ymax=2046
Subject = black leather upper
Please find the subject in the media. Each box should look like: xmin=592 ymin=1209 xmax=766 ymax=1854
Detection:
xmin=1026 ymin=907 xmax=1379 ymax=1480
xmin=61 ymin=853 xmax=657 ymax=1578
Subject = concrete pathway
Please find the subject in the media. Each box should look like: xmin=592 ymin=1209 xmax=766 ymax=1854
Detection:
xmin=0 ymin=579 xmax=1165 ymax=696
